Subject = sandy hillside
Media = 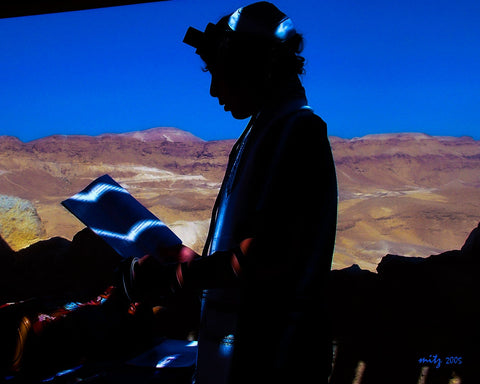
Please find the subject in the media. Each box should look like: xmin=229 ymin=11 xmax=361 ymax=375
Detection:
xmin=1 ymin=128 xmax=479 ymax=270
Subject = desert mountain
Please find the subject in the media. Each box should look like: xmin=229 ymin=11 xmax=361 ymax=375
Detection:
xmin=331 ymin=133 xmax=480 ymax=269
xmin=104 ymin=126 xmax=206 ymax=143
xmin=1 ymin=127 xmax=479 ymax=270
xmin=0 ymin=127 xmax=230 ymax=254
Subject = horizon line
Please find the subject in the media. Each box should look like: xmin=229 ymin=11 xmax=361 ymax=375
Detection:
xmin=0 ymin=126 xmax=477 ymax=143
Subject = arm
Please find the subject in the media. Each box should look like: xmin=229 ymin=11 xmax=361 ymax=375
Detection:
xmin=122 ymin=238 xmax=253 ymax=304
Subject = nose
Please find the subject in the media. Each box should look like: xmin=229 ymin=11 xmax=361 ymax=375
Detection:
xmin=209 ymin=76 xmax=218 ymax=98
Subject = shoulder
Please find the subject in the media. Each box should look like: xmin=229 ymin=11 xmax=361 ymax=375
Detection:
xmin=288 ymin=109 xmax=327 ymax=135
xmin=274 ymin=109 xmax=329 ymax=150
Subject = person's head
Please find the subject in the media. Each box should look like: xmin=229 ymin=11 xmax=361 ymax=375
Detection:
xmin=184 ymin=2 xmax=305 ymax=119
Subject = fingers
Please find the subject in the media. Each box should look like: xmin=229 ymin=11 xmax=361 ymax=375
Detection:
xmin=152 ymin=244 xmax=199 ymax=263
xmin=178 ymin=245 xmax=198 ymax=263
xmin=239 ymin=237 xmax=254 ymax=255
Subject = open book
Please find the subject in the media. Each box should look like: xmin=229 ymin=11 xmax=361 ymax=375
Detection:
xmin=62 ymin=174 xmax=181 ymax=258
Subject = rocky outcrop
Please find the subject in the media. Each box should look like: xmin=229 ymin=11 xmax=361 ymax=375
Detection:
xmin=0 ymin=221 xmax=479 ymax=381
xmin=0 ymin=229 xmax=198 ymax=379
xmin=0 ymin=229 xmax=121 ymax=303
xmin=329 ymin=222 xmax=480 ymax=383
xmin=0 ymin=195 xmax=45 ymax=251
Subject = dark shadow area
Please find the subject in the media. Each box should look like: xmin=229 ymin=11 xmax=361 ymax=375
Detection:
xmin=330 ymin=222 xmax=480 ymax=384
xmin=0 ymin=1 xmax=168 ymax=19
xmin=0 ymin=228 xmax=199 ymax=382
xmin=1 ymin=223 xmax=479 ymax=382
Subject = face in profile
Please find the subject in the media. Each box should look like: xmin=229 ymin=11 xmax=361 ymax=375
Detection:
xmin=207 ymin=45 xmax=268 ymax=120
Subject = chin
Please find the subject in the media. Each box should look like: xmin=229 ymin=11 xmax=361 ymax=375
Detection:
xmin=230 ymin=109 xmax=254 ymax=120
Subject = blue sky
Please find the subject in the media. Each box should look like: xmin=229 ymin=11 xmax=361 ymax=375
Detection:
xmin=0 ymin=0 xmax=479 ymax=142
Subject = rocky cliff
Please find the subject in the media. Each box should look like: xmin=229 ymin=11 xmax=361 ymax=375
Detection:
xmin=0 ymin=195 xmax=44 ymax=250
xmin=1 ymin=128 xmax=479 ymax=270
xmin=331 ymin=133 xmax=480 ymax=269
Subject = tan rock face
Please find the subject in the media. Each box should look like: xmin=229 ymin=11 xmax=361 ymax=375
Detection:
xmin=331 ymin=133 xmax=480 ymax=269
xmin=0 ymin=195 xmax=45 ymax=250
xmin=1 ymin=128 xmax=479 ymax=270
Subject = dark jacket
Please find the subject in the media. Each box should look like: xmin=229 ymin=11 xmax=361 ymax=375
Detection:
xmin=196 ymin=82 xmax=337 ymax=384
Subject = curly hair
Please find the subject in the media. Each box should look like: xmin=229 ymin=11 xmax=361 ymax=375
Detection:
xmin=202 ymin=14 xmax=306 ymax=80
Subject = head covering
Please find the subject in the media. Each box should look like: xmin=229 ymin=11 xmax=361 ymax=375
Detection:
xmin=226 ymin=2 xmax=295 ymax=41
xmin=183 ymin=2 xmax=296 ymax=63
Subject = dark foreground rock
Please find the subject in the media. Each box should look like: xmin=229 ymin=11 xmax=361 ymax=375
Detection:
xmin=0 ymin=229 xmax=199 ymax=381
xmin=1 ymin=223 xmax=479 ymax=383
xmin=330 ymin=222 xmax=480 ymax=384
xmin=0 ymin=229 xmax=121 ymax=303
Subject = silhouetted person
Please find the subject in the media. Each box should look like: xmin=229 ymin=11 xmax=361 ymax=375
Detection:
xmin=123 ymin=2 xmax=337 ymax=383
